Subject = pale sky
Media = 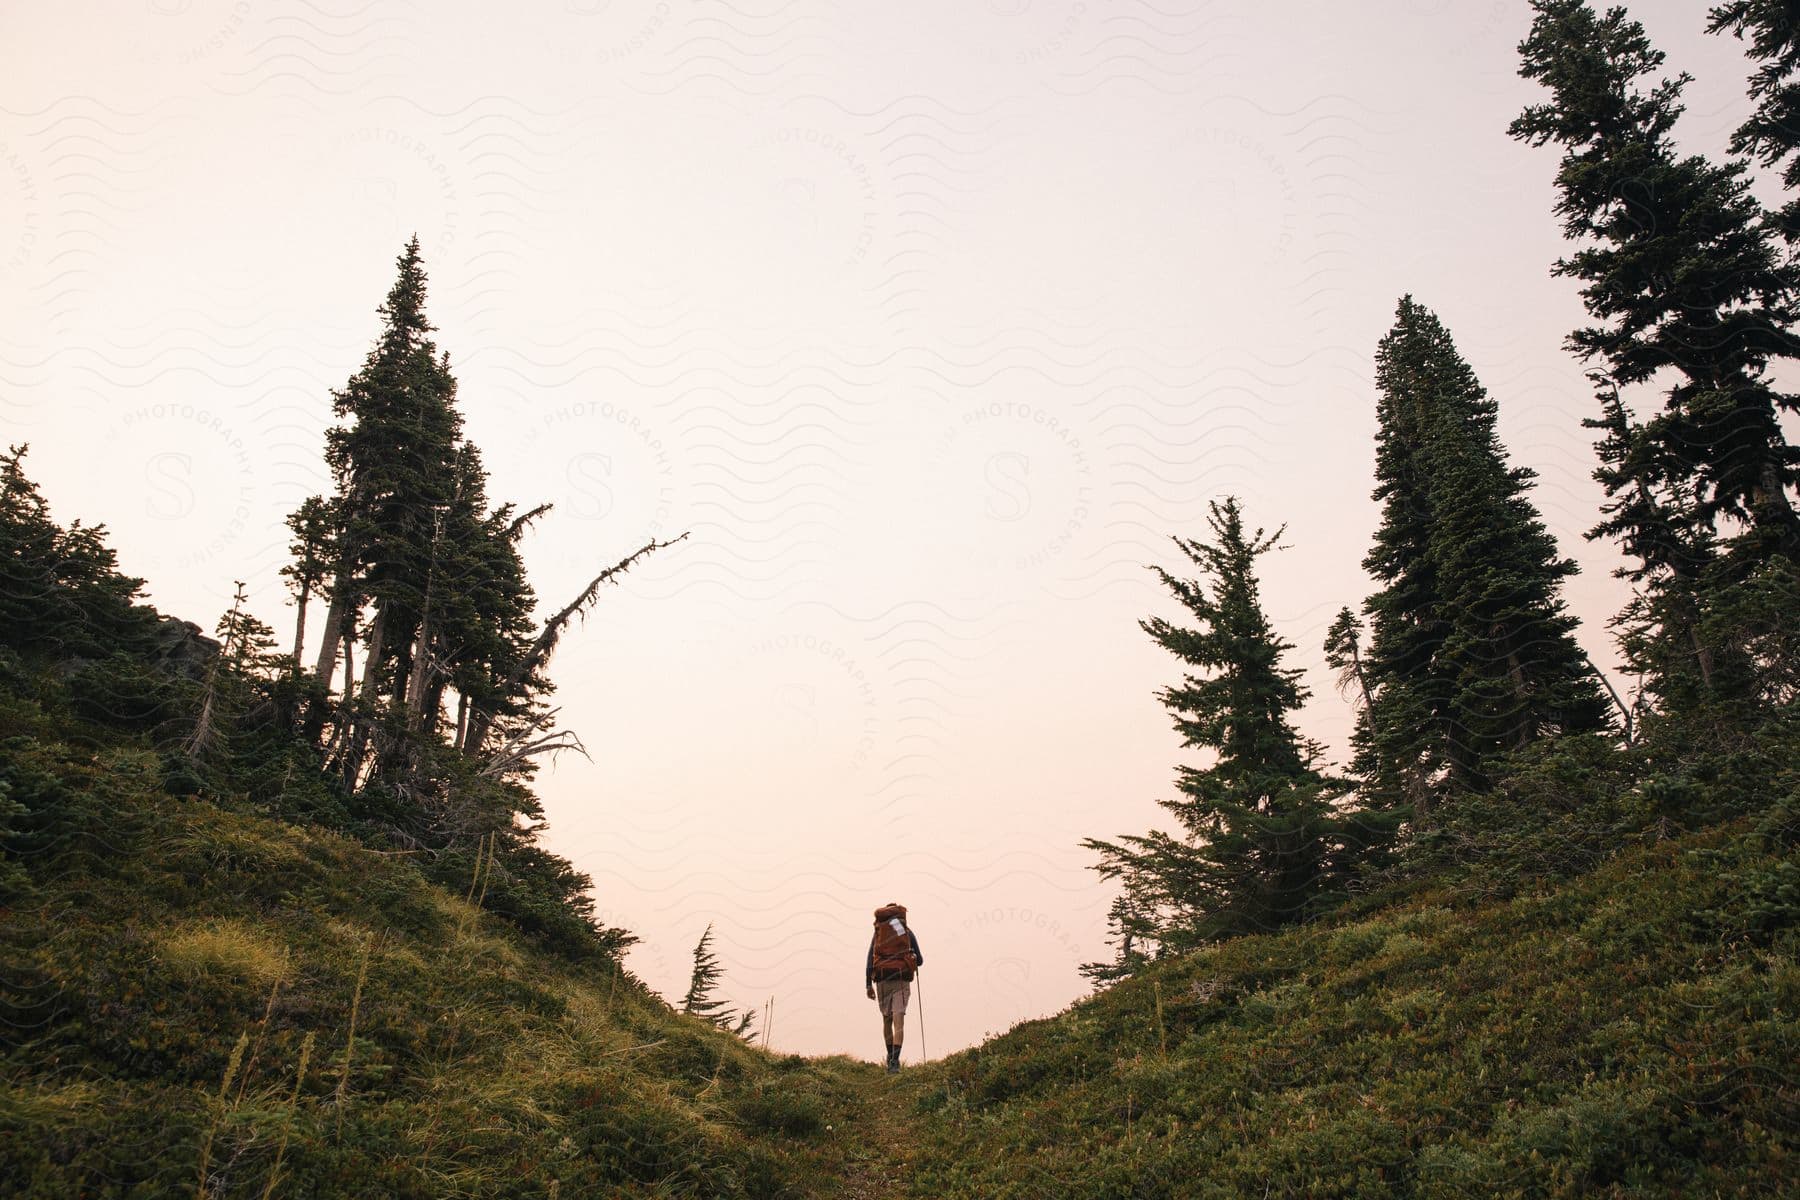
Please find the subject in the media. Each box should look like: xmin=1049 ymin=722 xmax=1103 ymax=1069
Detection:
xmin=1 ymin=1 xmax=1775 ymax=1058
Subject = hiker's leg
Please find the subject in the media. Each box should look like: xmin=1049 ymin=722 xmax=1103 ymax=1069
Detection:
xmin=882 ymin=1010 xmax=894 ymax=1047
xmin=890 ymin=1010 xmax=905 ymax=1048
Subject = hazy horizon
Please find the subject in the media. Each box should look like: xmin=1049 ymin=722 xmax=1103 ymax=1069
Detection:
xmin=1 ymin=0 xmax=1776 ymax=1058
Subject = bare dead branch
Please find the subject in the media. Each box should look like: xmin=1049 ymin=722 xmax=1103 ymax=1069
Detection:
xmin=462 ymin=531 xmax=689 ymax=759
xmin=478 ymin=712 xmax=590 ymax=779
xmin=507 ymin=531 xmax=689 ymax=695
xmin=1583 ymin=649 xmax=1637 ymax=746
xmin=504 ymin=503 xmax=554 ymax=543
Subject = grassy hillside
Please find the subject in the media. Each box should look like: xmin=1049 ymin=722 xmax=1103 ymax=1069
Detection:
xmin=902 ymin=791 xmax=1799 ymax=1198
xmin=3 ymin=453 xmax=1795 ymax=1198
xmin=7 ymin=693 xmax=1794 ymax=1200
xmin=0 ymin=686 xmax=896 ymax=1199
xmin=5 ymin=649 xmax=1798 ymax=1200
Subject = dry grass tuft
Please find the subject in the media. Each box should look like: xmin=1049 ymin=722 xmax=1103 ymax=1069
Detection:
xmin=159 ymin=922 xmax=290 ymax=988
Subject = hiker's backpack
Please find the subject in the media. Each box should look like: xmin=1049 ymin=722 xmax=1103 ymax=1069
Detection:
xmin=871 ymin=903 xmax=919 ymax=978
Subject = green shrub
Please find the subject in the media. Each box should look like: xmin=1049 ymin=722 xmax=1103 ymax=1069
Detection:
xmin=733 ymin=1079 xmax=826 ymax=1138
xmin=63 ymin=653 xmax=185 ymax=735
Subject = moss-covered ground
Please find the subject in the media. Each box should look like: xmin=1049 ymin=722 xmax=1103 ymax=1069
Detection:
xmin=4 ymin=682 xmax=1795 ymax=1198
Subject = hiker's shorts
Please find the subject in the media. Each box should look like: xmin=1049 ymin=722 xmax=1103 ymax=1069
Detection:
xmin=876 ymin=979 xmax=911 ymax=1017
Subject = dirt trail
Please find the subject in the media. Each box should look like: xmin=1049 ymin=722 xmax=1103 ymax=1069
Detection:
xmin=820 ymin=1071 xmax=917 ymax=1200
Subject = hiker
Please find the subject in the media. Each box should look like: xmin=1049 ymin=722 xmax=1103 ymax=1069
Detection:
xmin=865 ymin=902 xmax=923 ymax=1073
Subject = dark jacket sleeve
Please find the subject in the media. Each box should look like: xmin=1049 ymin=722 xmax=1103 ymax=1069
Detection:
xmin=909 ymin=931 xmax=923 ymax=969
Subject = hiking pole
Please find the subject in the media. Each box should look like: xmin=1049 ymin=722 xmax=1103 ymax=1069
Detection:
xmin=915 ymin=969 xmax=926 ymax=1062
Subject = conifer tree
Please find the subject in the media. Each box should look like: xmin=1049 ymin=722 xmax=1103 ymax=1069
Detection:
xmin=681 ymin=924 xmax=754 ymax=1036
xmin=296 ymin=241 xmax=537 ymax=791
xmin=1323 ymin=607 xmax=1373 ymax=716
xmin=282 ymin=496 xmax=332 ymax=672
xmin=328 ymin=239 xmax=462 ymax=710
xmin=1352 ymin=299 xmax=1611 ymax=804
xmin=1582 ymin=376 xmax=1732 ymax=708
xmin=1085 ymin=498 xmax=1360 ymax=956
xmin=1704 ymin=6 xmax=1800 ymax=709
xmin=1512 ymin=0 xmax=1800 ymax=710
xmin=286 ymin=239 xmax=688 ymax=875
xmin=186 ymin=582 xmax=279 ymax=760
xmin=1080 ymin=892 xmax=1158 ymax=985
xmin=1513 ymin=0 xmax=1800 ymax=554
xmin=1710 ymin=1 xmax=1800 ymax=240
xmin=0 ymin=445 xmax=155 ymax=660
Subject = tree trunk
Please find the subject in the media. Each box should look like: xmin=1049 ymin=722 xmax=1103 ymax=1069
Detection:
xmin=463 ymin=707 xmax=490 ymax=760
xmin=323 ymin=634 xmax=358 ymax=766
xmin=290 ymin=579 xmax=310 ymax=673
xmin=1505 ymin=641 xmax=1531 ymax=748
xmin=1349 ymin=649 xmax=1373 ymax=714
xmin=360 ymin=603 xmax=389 ymax=706
xmin=405 ymin=615 xmax=431 ymax=725
xmin=405 ymin=544 xmax=438 ymax=730
xmin=406 ymin=508 xmax=447 ymax=729
xmin=302 ymin=589 xmax=352 ymax=745
xmin=1691 ymin=623 xmax=1715 ymax=691
xmin=1754 ymin=459 xmax=1799 ymax=552
xmin=342 ymin=604 xmax=388 ymax=790
xmin=1584 ymin=651 xmax=1635 ymax=744
xmin=422 ymin=674 xmax=450 ymax=739
xmin=314 ymin=589 xmax=350 ymax=684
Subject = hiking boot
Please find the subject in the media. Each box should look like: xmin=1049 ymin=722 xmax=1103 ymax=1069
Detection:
xmin=886 ymin=1045 xmax=901 ymax=1073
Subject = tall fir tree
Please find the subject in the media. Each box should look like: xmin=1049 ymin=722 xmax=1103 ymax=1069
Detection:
xmin=1512 ymin=1 xmax=1800 ymax=709
xmin=1085 ymin=498 xmax=1365 ymax=961
xmin=1711 ymin=1 xmax=1800 ymax=240
xmin=1582 ymin=375 xmax=1737 ymax=707
xmin=295 ymin=240 xmax=544 ymax=794
xmin=288 ymin=240 xmax=690 ymax=831
xmin=322 ymin=237 xmax=464 ymax=715
xmin=1351 ymin=298 xmax=1612 ymax=806
xmin=312 ymin=239 xmax=475 ymax=727
xmin=1707 ymin=3 xmax=1800 ymax=709
xmin=1512 ymin=0 xmax=1800 ymax=556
